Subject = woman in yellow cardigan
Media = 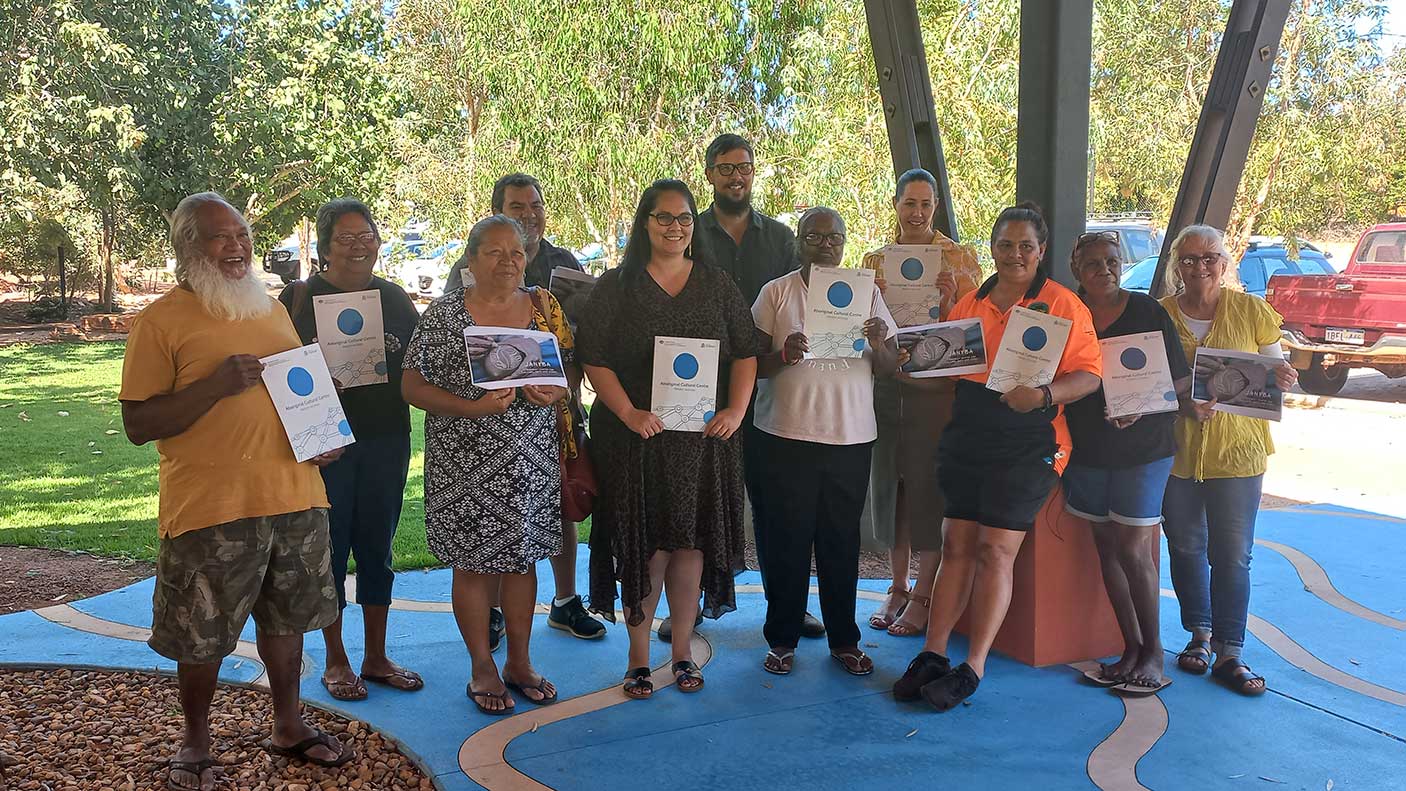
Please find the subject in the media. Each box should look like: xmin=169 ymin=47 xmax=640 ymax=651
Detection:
xmin=1159 ymin=224 xmax=1297 ymax=696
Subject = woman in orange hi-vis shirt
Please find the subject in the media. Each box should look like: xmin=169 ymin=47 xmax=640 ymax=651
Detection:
xmin=893 ymin=202 xmax=1103 ymax=711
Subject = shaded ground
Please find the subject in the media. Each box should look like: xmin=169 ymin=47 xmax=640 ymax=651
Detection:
xmin=0 ymin=668 xmax=434 ymax=791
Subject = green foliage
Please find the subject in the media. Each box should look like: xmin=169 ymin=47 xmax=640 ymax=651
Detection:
xmin=0 ymin=342 xmax=441 ymax=569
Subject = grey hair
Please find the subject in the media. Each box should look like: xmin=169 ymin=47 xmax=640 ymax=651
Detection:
xmin=466 ymin=214 xmax=526 ymax=260
xmin=316 ymin=198 xmax=380 ymax=255
xmin=1165 ymin=223 xmax=1231 ymax=293
xmin=797 ymin=205 xmax=845 ymax=235
xmin=170 ymin=192 xmax=246 ymax=284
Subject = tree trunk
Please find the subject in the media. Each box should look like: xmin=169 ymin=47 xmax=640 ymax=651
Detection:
xmin=297 ymin=218 xmax=313 ymax=279
xmin=99 ymin=207 xmax=116 ymax=312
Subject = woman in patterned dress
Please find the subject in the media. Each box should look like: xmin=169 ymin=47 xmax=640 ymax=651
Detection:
xmin=576 ymin=179 xmax=759 ymax=699
xmin=402 ymin=215 xmax=573 ymax=715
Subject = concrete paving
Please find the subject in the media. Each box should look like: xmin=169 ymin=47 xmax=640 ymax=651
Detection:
xmin=1 ymin=504 xmax=1402 ymax=790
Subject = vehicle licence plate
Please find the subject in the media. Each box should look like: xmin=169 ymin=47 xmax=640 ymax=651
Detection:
xmin=1325 ymin=328 xmax=1365 ymax=345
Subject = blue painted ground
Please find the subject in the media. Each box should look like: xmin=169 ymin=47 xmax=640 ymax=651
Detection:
xmin=1 ymin=503 xmax=1402 ymax=790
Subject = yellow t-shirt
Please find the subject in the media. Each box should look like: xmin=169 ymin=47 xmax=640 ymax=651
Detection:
xmin=1161 ymin=289 xmax=1283 ymax=481
xmin=119 ymin=287 xmax=330 ymax=538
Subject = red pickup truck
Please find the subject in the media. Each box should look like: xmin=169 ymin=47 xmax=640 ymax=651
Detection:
xmin=1266 ymin=222 xmax=1406 ymax=395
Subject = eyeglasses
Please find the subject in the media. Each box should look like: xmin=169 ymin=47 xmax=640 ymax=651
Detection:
xmin=802 ymin=232 xmax=847 ymax=247
xmin=649 ymin=212 xmax=694 ymax=227
xmin=1177 ymin=253 xmax=1223 ymax=269
xmin=332 ymin=232 xmax=378 ymax=246
xmin=709 ymin=162 xmax=755 ymax=177
xmin=1076 ymin=230 xmax=1121 ymax=247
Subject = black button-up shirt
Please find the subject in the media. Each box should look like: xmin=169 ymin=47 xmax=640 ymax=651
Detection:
xmin=697 ymin=205 xmax=798 ymax=308
xmin=443 ymin=237 xmax=582 ymax=296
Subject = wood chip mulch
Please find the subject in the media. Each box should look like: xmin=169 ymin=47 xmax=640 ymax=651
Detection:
xmin=0 ymin=668 xmax=437 ymax=791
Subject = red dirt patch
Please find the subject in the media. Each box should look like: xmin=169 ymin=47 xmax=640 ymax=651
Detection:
xmin=0 ymin=547 xmax=154 ymax=615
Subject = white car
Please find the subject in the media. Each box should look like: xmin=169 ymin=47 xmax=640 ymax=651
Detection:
xmin=407 ymin=240 xmax=465 ymax=299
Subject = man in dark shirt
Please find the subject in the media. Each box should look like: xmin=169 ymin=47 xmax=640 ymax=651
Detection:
xmin=696 ymin=135 xmax=798 ymax=306
xmin=658 ymin=134 xmax=823 ymax=642
xmin=442 ymin=173 xmax=583 ymax=294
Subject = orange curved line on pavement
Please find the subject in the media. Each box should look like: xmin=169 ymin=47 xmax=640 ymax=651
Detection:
xmin=457 ymin=624 xmax=713 ymax=789
xmin=1255 ymin=539 xmax=1405 ymax=630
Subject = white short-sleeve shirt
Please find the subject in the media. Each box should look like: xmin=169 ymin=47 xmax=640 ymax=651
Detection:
xmin=751 ymin=269 xmax=898 ymax=446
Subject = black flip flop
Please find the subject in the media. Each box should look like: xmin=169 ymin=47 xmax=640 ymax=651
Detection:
xmin=265 ymin=730 xmax=355 ymax=768
xmin=167 ymin=758 xmax=219 ymax=791
xmin=504 ymin=675 xmax=558 ymax=705
xmin=363 ymin=668 xmax=425 ymax=692
xmin=467 ymin=683 xmax=516 ymax=715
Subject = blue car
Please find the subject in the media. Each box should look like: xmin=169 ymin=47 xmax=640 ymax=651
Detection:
xmin=1122 ymin=242 xmax=1334 ymax=297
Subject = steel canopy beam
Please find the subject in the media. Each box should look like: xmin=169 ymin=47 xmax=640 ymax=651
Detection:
xmin=1016 ymin=0 xmax=1094 ymax=288
xmin=1152 ymin=0 xmax=1291 ymax=298
xmin=864 ymin=0 xmax=959 ymax=241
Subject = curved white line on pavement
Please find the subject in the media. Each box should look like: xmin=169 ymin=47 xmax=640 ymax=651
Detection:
xmin=1277 ymin=508 xmax=1405 ymax=525
xmin=1069 ymin=661 xmax=1168 ymax=791
xmin=458 ymin=626 xmax=713 ymax=789
xmin=1158 ymin=589 xmax=1405 ymax=706
xmin=1255 ymin=539 xmax=1405 ymax=630
xmin=30 ymin=603 xmax=292 ymax=687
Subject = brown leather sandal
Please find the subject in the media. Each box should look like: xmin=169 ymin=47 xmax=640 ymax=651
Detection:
xmin=869 ymin=585 xmax=908 ymax=630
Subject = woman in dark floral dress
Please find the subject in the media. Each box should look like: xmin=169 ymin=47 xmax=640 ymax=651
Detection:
xmin=402 ymin=215 xmax=573 ymax=716
xmin=576 ymin=179 xmax=759 ymax=699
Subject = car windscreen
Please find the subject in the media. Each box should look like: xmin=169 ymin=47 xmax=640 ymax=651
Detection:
xmin=1123 ymin=230 xmax=1160 ymax=262
xmin=1122 ymin=256 xmax=1159 ymax=291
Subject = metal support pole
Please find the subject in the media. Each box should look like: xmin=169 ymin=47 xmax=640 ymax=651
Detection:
xmin=1016 ymin=0 xmax=1094 ymax=288
xmin=1151 ymin=0 xmax=1290 ymax=298
xmin=864 ymin=0 xmax=959 ymax=241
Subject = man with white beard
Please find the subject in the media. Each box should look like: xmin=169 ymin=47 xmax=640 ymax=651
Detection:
xmin=120 ymin=193 xmax=353 ymax=791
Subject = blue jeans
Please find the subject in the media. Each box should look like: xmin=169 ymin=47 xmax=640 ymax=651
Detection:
xmin=1161 ymin=474 xmax=1262 ymax=655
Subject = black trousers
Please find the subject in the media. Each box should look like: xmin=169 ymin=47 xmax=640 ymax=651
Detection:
xmin=321 ymin=430 xmax=411 ymax=609
xmin=752 ymin=430 xmax=871 ymax=651
xmin=742 ymin=421 xmax=771 ymax=587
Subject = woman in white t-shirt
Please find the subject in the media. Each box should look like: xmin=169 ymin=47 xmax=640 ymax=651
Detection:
xmin=749 ymin=206 xmax=899 ymax=677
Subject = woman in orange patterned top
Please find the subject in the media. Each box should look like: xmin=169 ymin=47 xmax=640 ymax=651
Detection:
xmin=861 ymin=169 xmax=983 ymax=637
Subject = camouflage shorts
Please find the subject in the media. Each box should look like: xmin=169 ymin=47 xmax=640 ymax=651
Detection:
xmin=149 ymin=508 xmax=339 ymax=665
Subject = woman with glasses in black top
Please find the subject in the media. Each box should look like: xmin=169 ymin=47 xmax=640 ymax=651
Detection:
xmin=576 ymin=179 xmax=760 ymax=700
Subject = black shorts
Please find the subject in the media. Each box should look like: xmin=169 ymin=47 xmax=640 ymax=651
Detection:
xmin=938 ymin=431 xmax=1059 ymax=532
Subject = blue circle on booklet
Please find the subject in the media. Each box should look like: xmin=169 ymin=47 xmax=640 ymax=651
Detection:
xmin=827 ymin=281 xmax=853 ymax=308
xmin=673 ymin=353 xmax=699 ymax=380
xmin=337 ymin=419 xmax=352 ymax=436
xmin=704 ymin=410 xmax=715 ymax=422
xmin=287 ymin=367 xmax=315 ymax=396
xmin=853 ymin=338 xmax=866 ymax=352
xmin=337 ymin=308 xmax=364 ymax=336
xmin=374 ymin=361 xmax=387 ymax=375
xmin=1121 ymin=347 xmax=1147 ymax=371
xmin=929 ymin=306 xmax=942 ymax=319
xmin=1164 ymin=390 xmax=1178 ymax=402
xmin=901 ymin=257 xmax=924 ymax=281
xmin=1022 ymin=327 xmax=1048 ymax=351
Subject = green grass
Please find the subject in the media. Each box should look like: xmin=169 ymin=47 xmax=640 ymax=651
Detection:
xmin=0 ymin=341 xmax=587 ymax=570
